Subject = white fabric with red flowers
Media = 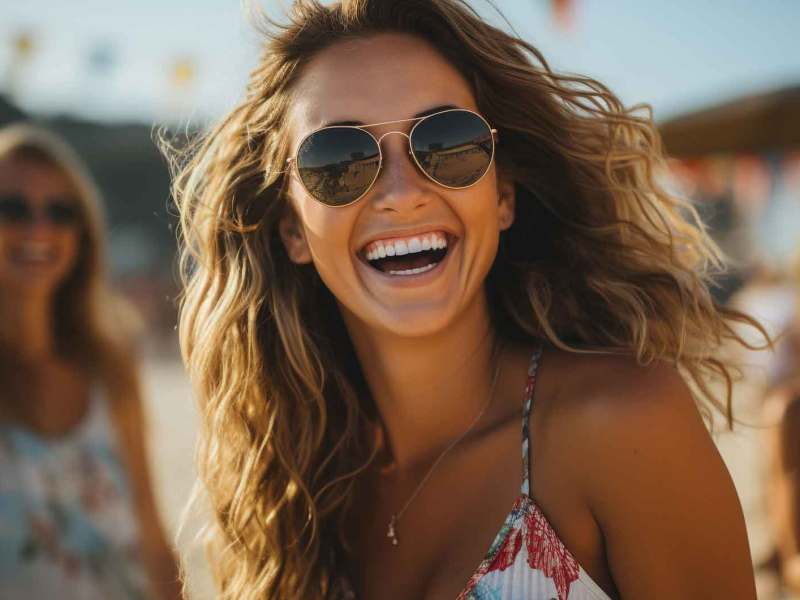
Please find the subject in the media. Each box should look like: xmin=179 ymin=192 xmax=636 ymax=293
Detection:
xmin=456 ymin=343 xmax=612 ymax=600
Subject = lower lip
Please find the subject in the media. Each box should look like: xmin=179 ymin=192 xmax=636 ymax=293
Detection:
xmin=357 ymin=240 xmax=457 ymax=288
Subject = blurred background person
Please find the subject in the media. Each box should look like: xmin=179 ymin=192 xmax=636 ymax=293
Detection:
xmin=0 ymin=123 xmax=181 ymax=600
xmin=761 ymin=253 xmax=800 ymax=596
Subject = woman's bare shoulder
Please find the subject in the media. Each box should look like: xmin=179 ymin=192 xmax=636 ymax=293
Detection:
xmin=538 ymin=347 xmax=691 ymax=422
xmin=539 ymin=347 xmax=714 ymax=500
xmin=536 ymin=348 xmax=706 ymax=500
xmin=539 ymin=347 xmax=756 ymax=597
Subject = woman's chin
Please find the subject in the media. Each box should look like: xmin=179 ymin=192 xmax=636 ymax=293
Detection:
xmin=0 ymin=268 xmax=69 ymax=297
xmin=379 ymin=312 xmax=453 ymax=339
xmin=339 ymin=295 xmax=466 ymax=340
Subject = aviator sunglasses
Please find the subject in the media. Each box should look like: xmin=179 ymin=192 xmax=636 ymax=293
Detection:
xmin=286 ymin=108 xmax=497 ymax=207
xmin=0 ymin=194 xmax=80 ymax=226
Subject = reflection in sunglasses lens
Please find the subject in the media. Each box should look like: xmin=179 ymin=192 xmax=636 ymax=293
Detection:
xmin=295 ymin=110 xmax=494 ymax=206
xmin=297 ymin=127 xmax=381 ymax=206
xmin=411 ymin=111 xmax=493 ymax=188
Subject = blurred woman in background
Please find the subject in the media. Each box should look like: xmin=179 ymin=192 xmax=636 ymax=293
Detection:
xmin=0 ymin=123 xmax=181 ymax=600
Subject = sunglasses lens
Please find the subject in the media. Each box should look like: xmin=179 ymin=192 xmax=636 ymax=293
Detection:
xmin=45 ymin=201 xmax=79 ymax=225
xmin=0 ymin=196 xmax=31 ymax=223
xmin=0 ymin=195 xmax=79 ymax=226
xmin=296 ymin=127 xmax=380 ymax=206
xmin=411 ymin=110 xmax=494 ymax=188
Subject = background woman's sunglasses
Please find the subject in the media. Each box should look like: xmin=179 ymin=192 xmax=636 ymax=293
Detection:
xmin=0 ymin=195 xmax=80 ymax=226
xmin=287 ymin=108 xmax=497 ymax=207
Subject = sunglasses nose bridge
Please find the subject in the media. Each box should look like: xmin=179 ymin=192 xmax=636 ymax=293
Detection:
xmin=27 ymin=210 xmax=58 ymax=228
xmin=375 ymin=130 xmax=416 ymax=166
xmin=373 ymin=130 xmax=422 ymax=181
xmin=366 ymin=130 xmax=433 ymax=213
xmin=375 ymin=129 xmax=411 ymax=148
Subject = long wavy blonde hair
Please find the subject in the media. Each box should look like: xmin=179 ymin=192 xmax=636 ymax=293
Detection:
xmin=167 ymin=1 xmax=768 ymax=597
xmin=0 ymin=123 xmax=140 ymax=410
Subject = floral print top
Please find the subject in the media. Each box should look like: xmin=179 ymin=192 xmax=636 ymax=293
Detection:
xmin=340 ymin=343 xmax=613 ymax=600
xmin=455 ymin=344 xmax=611 ymax=600
xmin=0 ymin=389 xmax=152 ymax=600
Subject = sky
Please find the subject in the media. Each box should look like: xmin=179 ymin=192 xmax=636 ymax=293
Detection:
xmin=1 ymin=0 xmax=799 ymax=125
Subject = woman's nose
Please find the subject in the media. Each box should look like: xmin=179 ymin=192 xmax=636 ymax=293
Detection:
xmin=368 ymin=132 xmax=431 ymax=213
xmin=21 ymin=213 xmax=60 ymax=237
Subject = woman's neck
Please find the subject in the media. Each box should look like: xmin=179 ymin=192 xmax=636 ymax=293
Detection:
xmin=0 ymin=290 xmax=55 ymax=361
xmin=342 ymin=290 xmax=503 ymax=471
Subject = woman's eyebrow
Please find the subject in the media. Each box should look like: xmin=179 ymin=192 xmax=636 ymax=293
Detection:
xmin=320 ymin=104 xmax=460 ymax=128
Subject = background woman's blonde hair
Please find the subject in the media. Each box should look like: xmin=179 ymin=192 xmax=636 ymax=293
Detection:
xmin=165 ymin=1 xmax=770 ymax=597
xmin=0 ymin=122 xmax=141 ymax=414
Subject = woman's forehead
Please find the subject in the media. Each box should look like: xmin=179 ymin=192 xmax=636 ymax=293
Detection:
xmin=288 ymin=33 xmax=477 ymax=139
xmin=0 ymin=157 xmax=68 ymax=188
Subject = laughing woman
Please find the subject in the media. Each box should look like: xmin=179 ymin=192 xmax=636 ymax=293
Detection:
xmin=0 ymin=124 xmax=181 ymax=600
xmin=169 ymin=1 xmax=767 ymax=599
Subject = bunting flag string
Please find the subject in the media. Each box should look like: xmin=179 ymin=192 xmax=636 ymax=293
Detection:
xmin=170 ymin=57 xmax=196 ymax=89
xmin=551 ymin=0 xmax=575 ymax=31
xmin=164 ymin=57 xmax=198 ymax=121
xmin=4 ymin=30 xmax=36 ymax=100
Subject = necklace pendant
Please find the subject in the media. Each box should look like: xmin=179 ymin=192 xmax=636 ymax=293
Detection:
xmin=386 ymin=514 xmax=399 ymax=547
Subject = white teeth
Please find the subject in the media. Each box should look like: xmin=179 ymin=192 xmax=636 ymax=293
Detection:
xmin=364 ymin=232 xmax=450 ymax=261
xmin=388 ymin=263 xmax=438 ymax=276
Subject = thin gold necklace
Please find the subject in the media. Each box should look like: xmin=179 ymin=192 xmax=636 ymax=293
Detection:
xmin=386 ymin=346 xmax=503 ymax=547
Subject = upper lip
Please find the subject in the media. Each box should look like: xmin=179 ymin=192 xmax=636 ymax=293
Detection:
xmin=357 ymin=225 xmax=458 ymax=253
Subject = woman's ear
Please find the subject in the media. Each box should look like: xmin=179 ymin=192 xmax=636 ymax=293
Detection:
xmin=496 ymin=168 xmax=516 ymax=231
xmin=278 ymin=206 xmax=313 ymax=264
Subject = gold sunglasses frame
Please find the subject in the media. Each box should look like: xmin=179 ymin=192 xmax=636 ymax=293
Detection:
xmin=285 ymin=108 xmax=498 ymax=207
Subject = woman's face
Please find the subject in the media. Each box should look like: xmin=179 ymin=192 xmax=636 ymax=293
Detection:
xmin=281 ymin=33 xmax=514 ymax=338
xmin=0 ymin=157 xmax=81 ymax=297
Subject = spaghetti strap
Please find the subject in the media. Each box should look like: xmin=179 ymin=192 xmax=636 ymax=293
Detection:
xmin=520 ymin=341 xmax=544 ymax=496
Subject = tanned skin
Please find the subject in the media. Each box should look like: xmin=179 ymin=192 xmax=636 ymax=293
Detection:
xmin=280 ymin=33 xmax=756 ymax=600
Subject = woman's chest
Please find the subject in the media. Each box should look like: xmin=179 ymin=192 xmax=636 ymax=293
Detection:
xmin=348 ymin=486 xmax=518 ymax=599
xmin=4 ymin=365 xmax=90 ymax=435
xmin=345 ymin=419 xmax=608 ymax=600
xmin=345 ymin=419 xmax=512 ymax=598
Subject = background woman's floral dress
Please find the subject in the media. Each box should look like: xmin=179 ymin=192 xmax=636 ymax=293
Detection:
xmin=0 ymin=390 xmax=152 ymax=600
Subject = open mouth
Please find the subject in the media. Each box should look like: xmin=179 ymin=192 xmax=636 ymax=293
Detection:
xmin=360 ymin=231 xmax=454 ymax=276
